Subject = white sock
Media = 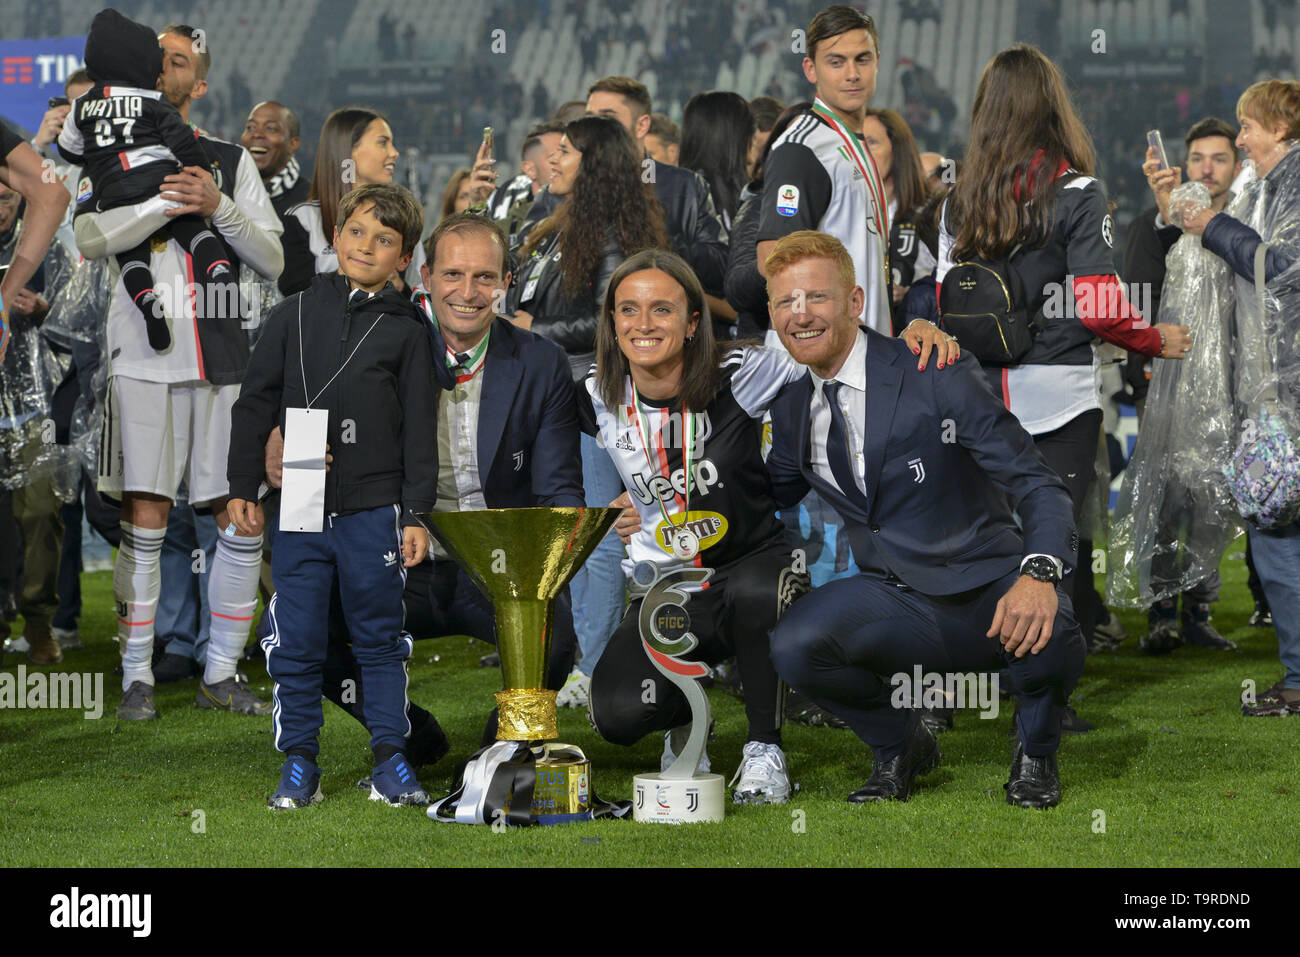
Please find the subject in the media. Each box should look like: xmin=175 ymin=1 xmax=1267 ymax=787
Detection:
xmin=204 ymin=530 xmax=263 ymax=685
xmin=115 ymin=522 xmax=165 ymax=691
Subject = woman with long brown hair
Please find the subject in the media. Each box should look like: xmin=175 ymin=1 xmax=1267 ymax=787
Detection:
xmin=936 ymin=45 xmax=1190 ymax=734
xmin=508 ymin=115 xmax=668 ymax=711
xmin=279 ymin=106 xmax=416 ymax=296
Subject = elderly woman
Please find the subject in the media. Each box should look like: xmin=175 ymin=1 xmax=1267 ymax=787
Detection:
xmin=1180 ymin=79 xmax=1300 ymax=717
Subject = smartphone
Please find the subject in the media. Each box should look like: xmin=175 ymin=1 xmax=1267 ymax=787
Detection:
xmin=48 ymin=96 xmax=70 ymax=108
xmin=482 ymin=126 xmax=494 ymax=162
xmin=1146 ymin=129 xmax=1169 ymax=170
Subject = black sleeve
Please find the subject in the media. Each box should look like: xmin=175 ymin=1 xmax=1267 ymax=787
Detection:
xmin=278 ymin=209 xmax=316 ymax=297
xmin=724 ymin=196 xmax=768 ymax=319
xmin=227 ymin=299 xmax=291 ymax=501
xmin=1201 ymin=212 xmax=1295 ymax=284
xmin=1063 ymin=182 xmax=1120 ymax=276
xmin=398 ymin=322 xmax=438 ymax=524
xmin=1121 ymin=207 xmax=1168 ymax=325
xmin=573 ymin=376 xmax=598 ymax=437
xmin=0 ymin=121 xmax=22 ymax=163
xmin=757 ymin=141 xmax=834 ymax=242
xmin=676 ymin=169 xmax=730 ymax=294
xmin=153 ymin=99 xmax=210 ymax=171
xmin=531 ymin=243 xmax=621 ymax=353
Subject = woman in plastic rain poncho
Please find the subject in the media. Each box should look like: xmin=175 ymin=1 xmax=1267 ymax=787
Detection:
xmin=1111 ymin=79 xmax=1300 ymax=717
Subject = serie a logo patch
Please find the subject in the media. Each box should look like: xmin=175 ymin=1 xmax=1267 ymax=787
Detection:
xmin=776 ymin=184 xmax=800 ymax=216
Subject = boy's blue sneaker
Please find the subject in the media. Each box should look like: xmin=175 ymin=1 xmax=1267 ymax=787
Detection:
xmin=369 ymin=753 xmax=429 ymax=807
xmin=269 ymin=756 xmax=323 ymax=810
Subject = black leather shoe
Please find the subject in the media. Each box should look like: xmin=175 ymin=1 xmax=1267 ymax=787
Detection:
xmin=920 ymin=706 xmax=955 ymax=735
xmin=847 ymin=720 xmax=940 ymax=803
xmin=1004 ymin=743 xmax=1060 ymax=808
xmin=1181 ymin=603 xmax=1236 ymax=649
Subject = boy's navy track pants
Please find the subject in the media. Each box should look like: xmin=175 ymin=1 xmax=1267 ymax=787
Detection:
xmin=262 ymin=504 xmax=412 ymax=759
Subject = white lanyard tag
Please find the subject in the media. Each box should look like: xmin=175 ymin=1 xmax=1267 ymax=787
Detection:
xmin=280 ymin=407 xmax=329 ymax=533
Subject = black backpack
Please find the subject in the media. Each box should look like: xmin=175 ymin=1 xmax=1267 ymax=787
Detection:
xmin=938 ymin=244 xmax=1037 ymax=366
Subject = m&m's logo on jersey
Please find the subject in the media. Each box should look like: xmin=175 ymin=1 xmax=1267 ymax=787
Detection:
xmin=776 ymin=184 xmax=800 ymax=217
xmin=655 ymin=511 xmax=728 ymax=556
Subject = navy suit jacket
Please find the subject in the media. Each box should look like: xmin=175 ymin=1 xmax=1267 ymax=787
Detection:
xmin=422 ymin=313 xmax=584 ymax=509
xmin=767 ymin=329 xmax=1076 ymax=595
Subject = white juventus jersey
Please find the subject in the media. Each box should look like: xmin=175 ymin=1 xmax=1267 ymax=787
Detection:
xmin=97 ymin=140 xmax=282 ymax=384
xmin=577 ymin=346 xmax=805 ymax=587
xmin=758 ymin=111 xmax=892 ymax=334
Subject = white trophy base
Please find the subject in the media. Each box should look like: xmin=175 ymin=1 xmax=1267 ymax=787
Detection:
xmin=632 ymin=772 xmax=725 ymax=824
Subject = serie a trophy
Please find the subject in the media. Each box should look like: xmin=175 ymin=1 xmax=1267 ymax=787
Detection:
xmin=417 ymin=506 xmax=623 ymax=826
xmin=630 ymin=561 xmax=726 ymax=824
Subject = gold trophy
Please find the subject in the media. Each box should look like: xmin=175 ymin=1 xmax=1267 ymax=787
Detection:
xmin=418 ymin=506 xmax=622 ymax=825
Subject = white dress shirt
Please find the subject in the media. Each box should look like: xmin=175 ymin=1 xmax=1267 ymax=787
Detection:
xmin=808 ymin=328 xmax=869 ymax=499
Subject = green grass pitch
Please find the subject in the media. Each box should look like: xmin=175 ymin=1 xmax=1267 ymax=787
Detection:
xmin=1 ymin=546 xmax=1294 ymax=867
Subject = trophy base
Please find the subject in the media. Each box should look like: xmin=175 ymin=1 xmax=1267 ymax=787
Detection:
xmin=632 ymin=772 xmax=726 ymax=824
xmin=430 ymin=741 xmax=626 ymax=826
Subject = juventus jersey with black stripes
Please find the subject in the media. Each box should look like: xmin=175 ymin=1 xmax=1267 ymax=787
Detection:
xmin=757 ymin=110 xmax=892 ymax=334
xmin=578 ymin=346 xmax=806 ymax=587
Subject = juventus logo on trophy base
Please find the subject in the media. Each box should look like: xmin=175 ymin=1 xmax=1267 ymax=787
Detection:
xmin=631 ymin=562 xmax=725 ymax=824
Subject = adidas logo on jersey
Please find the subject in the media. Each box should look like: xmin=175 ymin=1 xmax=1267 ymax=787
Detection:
xmin=630 ymin=459 xmax=720 ymax=506
xmin=383 ymin=551 xmax=398 ymax=567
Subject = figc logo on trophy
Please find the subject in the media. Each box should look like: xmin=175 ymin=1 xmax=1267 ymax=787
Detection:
xmin=631 ymin=561 xmax=725 ymax=824
xmin=417 ymin=506 xmax=626 ymax=826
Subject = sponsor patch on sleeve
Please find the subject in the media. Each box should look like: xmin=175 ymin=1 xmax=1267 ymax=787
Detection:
xmin=75 ymin=176 xmax=93 ymax=204
xmin=776 ymin=184 xmax=800 ymax=217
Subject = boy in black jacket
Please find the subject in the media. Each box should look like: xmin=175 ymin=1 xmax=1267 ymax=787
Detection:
xmin=226 ymin=184 xmax=437 ymax=808
xmin=57 ymin=8 xmax=230 ymax=350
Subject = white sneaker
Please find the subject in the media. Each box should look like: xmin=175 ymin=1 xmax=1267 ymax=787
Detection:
xmin=661 ymin=724 xmax=710 ymax=774
xmin=53 ymin=627 xmax=83 ymax=651
xmin=4 ymin=635 xmax=30 ymax=654
xmin=729 ymin=741 xmax=792 ymax=805
xmin=555 ymin=667 xmax=591 ymax=708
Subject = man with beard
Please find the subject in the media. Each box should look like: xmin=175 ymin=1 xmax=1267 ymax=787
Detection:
xmin=73 ymin=22 xmax=284 ymax=720
xmin=1128 ymin=117 xmax=1243 ymax=653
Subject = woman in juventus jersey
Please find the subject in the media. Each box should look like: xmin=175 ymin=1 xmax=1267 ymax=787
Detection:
xmin=575 ymin=248 xmax=809 ymax=805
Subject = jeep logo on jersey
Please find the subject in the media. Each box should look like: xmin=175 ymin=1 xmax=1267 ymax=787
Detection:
xmin=776 ymin=184 xmax=800 ymax=216
xmin=630 ymin=459 xmax=720 ymax=506
xmin=654 ymin=511 xmax=728 ymax=555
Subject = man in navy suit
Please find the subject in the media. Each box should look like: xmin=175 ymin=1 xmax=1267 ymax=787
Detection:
xmin=763 ymin=231 xmax=1086 ymax=808
xmin=306 ymin=212 xmax=585 ymax=757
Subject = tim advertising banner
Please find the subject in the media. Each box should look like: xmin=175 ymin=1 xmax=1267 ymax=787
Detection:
xmin=0 ymin=36 xmax=86 ymax=136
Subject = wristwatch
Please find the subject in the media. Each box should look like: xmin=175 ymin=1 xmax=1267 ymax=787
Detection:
xmin=1020 ymin=555 xmax=1062 ymax=584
